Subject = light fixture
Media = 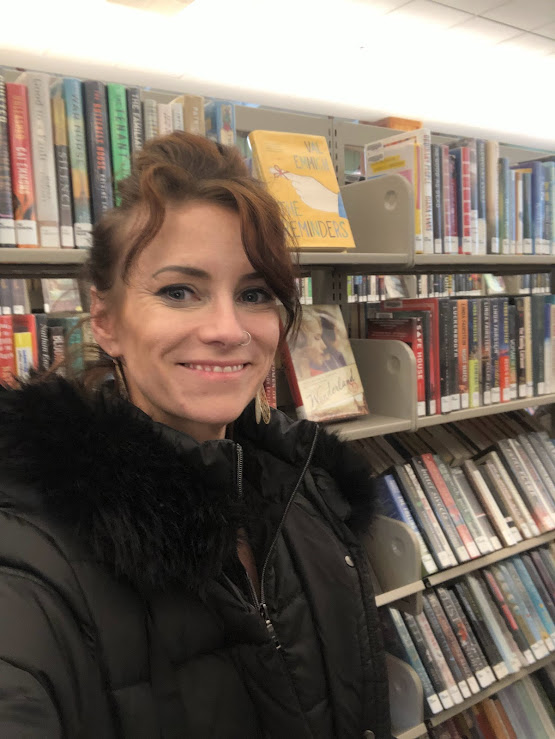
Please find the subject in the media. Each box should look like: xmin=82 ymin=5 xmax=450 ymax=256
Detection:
xmin=107 ymin=0 xmax=195 ymax=15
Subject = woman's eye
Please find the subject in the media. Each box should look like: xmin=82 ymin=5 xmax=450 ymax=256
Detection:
xmin=240 ymin=288 xmax=274 ymax=305
xmin=158 ymin=285 xmax=195 ymax=302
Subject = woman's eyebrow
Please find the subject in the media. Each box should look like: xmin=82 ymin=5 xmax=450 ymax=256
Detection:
xmin=151 ymin=265 xmax=209 ymax=279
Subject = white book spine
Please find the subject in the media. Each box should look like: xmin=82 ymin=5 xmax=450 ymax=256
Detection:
xmin=157 ymin=103 xmax=172 ymax=135
xmin=19 ymin=72 xmax=60 ymax=247
xmin=170 ymin=102 xmax=184 ymax=132
xmin=143 ymin=100 xmax=158 ymax=140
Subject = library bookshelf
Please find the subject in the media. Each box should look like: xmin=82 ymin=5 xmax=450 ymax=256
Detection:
xmin=0 ymin=64 xmax=553 ymax=739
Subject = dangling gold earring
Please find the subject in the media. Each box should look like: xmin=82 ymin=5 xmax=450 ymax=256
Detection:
xmin=113 ymin=358 xmax=129 ymax=400
xmin=255 ymin=385 xmax=271 ymax=425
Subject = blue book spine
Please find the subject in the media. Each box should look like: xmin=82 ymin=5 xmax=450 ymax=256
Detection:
xmin=509 ymin=169 xmax=516 ymax=254
xmin=476 ymin=139 xmax=487 ymax=253
xmin=502 ymin=560 xmax=546 ymax=657
xmin=543 ymin=162 xmax=555 ymax=255
xmin=522 ymin=171 xmax=533 ymax=254
xmin=532 ymin=161 xmax=546 ymax=254
xmin=387 ymin=608 xmax=443 ymax=715
xmin=498 ymin=157 xmax=510 ymax=254
xmin=375 ymin=475 xmax=438 ymax=575
xmin=512 ymin=556 xmax=555 ymax=645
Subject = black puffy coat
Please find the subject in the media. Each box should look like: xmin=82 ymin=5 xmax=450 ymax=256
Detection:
xmin=0 ymin=378 xmax=390 ymax=738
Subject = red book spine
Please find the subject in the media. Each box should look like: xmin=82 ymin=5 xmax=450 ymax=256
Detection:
xmin=461 ymin=147 xmax=472 ymax=254
xmin=12 ymin=314 xmax=38 ymax=368
xmin=421 ymin=452 xmax=480 ymax=559
xmin=458 ymin=299 xmax=469 ymax=409
xmin=5 ymin=83 xmax=38 ymax=248
xmin=449 ymin=155 xmax=459 ymax=251
xmin=0 ymin=315 xmax=16 ymax=386
xmin=382 ymin=298 xmax=440 ymax=416
xmin=263 ymin=363 xmax=277 ymax=409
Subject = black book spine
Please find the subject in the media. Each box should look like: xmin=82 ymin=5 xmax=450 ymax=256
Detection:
xmin=126 ymin=86 xmax=144 ymax=154
xmin=412 ymin=457 xmax=466 ymax=562
xmin=438 ymin=298 xmax=451 ymax=413
xmin=431 ymin=143 xmax=443 ymax=254
xmin=34 ymin=313 xmax=50 ymax=372
xmin=452 ymin=580 xmax=505 ymax=672
xmin=481 ymin=297 xmax=492 ymax=404
xmin=531 ymin=294 xmax=545 ymax=394
xmin=508 ymin=303 xmax=517 ymax=400
xmin=450 ymin=299 xmax=460 ymax=410
xmin=491 ymin=296 xmax=500 ymax=403
xmin=436 ymin=586 xmax=492 ymax=688
xmin=403 ymin=611 xmax=450 ymax=701
xmin=0 ymin=74 xmax=15 ymax=246
xmin=83 ymin=81 xmax=114 ymax=224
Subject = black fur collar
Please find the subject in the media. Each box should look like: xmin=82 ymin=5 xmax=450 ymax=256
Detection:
xmin=0 ymin=378 xmax=376 ymax=591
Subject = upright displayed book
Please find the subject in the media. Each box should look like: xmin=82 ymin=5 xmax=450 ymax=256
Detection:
xmin=248 ymin=130 xmax=355 ymax=250
xmin=281 ymin=305 xmax=367 ymax=421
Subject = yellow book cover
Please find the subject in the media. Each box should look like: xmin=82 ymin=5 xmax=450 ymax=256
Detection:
xmin=13 ymin=331 xmax=33 ymax=380
xmin=248 ymin=130 xmax=355 ymax=250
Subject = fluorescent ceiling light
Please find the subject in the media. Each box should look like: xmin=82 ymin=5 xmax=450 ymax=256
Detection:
xmin=0 ymin=0 xmax=553 ymax=148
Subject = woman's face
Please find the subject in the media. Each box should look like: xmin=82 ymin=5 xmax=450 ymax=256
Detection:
xmin=92 ymin=202 xmax=280 ymax=442
xmin=304 ymin=320 xmax=326 ymax=367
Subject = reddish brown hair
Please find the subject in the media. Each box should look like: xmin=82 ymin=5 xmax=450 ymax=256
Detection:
xmin=86 ymin=131 xmax=300 ymax=336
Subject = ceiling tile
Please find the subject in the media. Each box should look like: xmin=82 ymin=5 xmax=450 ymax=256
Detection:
xmin=433 ymin=1 xmax=509 ymax=14
xmin=500 ymin=31 xmax=555 ymax=53
xmin=484 ymin=0 xmax=555 ymax=31
xmin=391 ymin=0 xmax=472 ymax=27
xmin=349 ymin=0 xmax=411 ymax=11
xmin=452 ymin=16 xmax=522 ymax=42
xmin=533 ymin=21 xmax=555 ymax=39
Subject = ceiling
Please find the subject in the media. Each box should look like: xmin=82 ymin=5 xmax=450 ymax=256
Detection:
xmin=0 ymin=0 xmax=553 ymax=148
xmin=356 ymin=0 xmax=555 ymax=54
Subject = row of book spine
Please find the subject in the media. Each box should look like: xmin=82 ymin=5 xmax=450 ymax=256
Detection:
xmin=383 ymin=543 xmax=555 ymax=722
xmin=376 ymin=434 xmax=555 ymax=579
xmin=430 ymin=668 xmax=555 ymax=739
xmin=362 ymin=293 xmax=554 ymax=418
xmin=0 ymin=70 xmax=236 ymax=250
xmin=0 ymin=311 xmax=89 ymax=385
xmin=346 ymin=271 xmax=551 ymax=304
xmin=364 ymin=129 xmax=555 ymax=256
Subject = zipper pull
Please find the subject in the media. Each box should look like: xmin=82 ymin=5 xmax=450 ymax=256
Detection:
xmin=260 ymin=603 xmax=281 ymax=650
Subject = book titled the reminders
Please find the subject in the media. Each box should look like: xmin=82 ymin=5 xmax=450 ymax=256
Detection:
xmin=281 ymin=305 xmax=368 ymax=422
xmin=248 ymin=130 xmax=355 ymax=250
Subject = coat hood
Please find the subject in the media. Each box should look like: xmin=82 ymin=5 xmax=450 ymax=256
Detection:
xmin=0 ymin=378 xmax=377 ymax=591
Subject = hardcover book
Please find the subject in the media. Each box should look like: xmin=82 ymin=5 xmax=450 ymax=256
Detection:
xmin=0 ymin=74 xmax=15 ymax=246
xmin=16 ymin=72 xmax=60 ymax=247
xmin=5 ymin=83 xmax=38 ymax=248
xmin=58 ymin=78 xmax=92 ymax=247
xmin=248 ymin=130 xmax=355 ymax=250
xmin=281 ymin=305 xmax=367 ymax=422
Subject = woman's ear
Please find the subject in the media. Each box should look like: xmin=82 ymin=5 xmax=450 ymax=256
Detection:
xmin=90 ymin=286 xmax=122 ymax=358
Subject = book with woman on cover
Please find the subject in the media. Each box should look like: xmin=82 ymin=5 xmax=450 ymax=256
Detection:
xmin=281 ymin=305 xmax=368 ymax=422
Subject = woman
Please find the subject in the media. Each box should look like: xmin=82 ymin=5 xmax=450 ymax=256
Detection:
xmin=0 ymin=133 xmax=389 ymax=738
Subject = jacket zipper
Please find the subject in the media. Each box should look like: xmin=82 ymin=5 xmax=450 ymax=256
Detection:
xmin=235 ymin=428 xmax=320 ymax=650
